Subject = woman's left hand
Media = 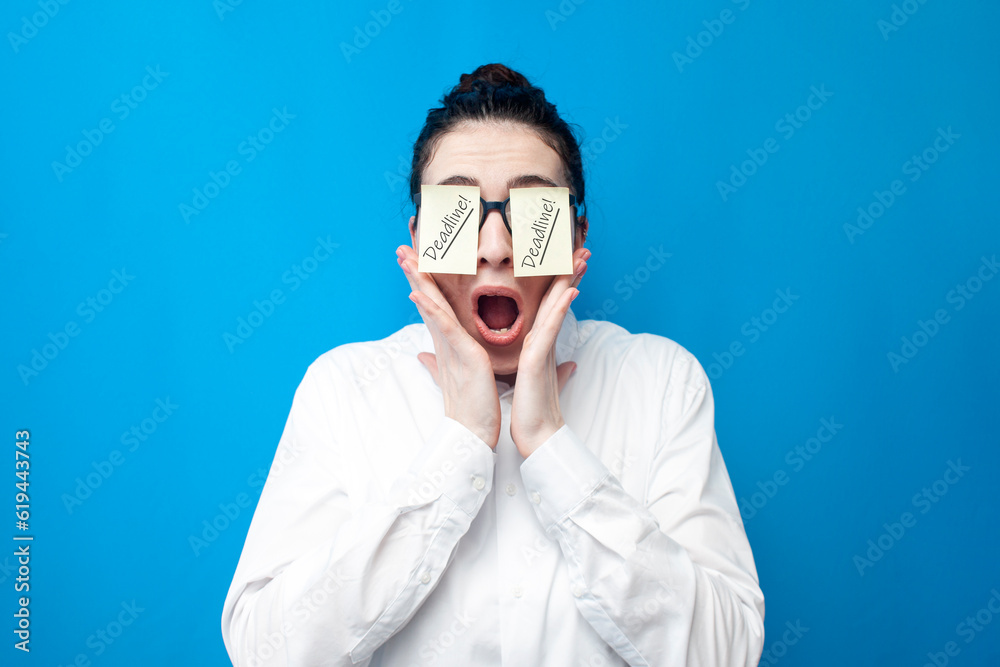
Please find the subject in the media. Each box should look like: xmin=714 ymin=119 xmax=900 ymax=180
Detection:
xmin=510 ymin=247 xmax=590 ymax=458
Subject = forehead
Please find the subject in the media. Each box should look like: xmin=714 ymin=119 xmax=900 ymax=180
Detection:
xmin=422 ymin=121 xmax=567 ymax=194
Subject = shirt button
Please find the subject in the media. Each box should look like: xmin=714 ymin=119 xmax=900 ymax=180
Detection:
xmin=420 ymin=572 xmax=431 ymax=585
xmin=530 ymin=492 xmax=541 ymax=505
xmin=512 ymin=585 xmax=524 ymax=598
xmin=472 ymin=476 xmax=485 ymax=491
xmin=572 ymin=584 xmax=585 ymax=598
xmin=505 ymin=483 xmax=517 ymax=496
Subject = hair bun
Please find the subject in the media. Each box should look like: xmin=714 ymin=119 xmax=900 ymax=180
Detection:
xmin=455 ymin=63 xmax=531 ymax=93
xmin=410 ymin=62 xmax=586 ymax=209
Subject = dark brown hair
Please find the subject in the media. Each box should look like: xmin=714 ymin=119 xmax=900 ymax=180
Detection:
xmin=409 ymin=63 xmax=585 ymax=208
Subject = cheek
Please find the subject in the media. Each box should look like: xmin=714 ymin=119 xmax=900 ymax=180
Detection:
xmin=534 ymin=276 xmax=557 ymax=298
xmin=522 ymin=278 xmax=554 ymax=315
xmin=434 ymin=278 xmax=466 ymax=313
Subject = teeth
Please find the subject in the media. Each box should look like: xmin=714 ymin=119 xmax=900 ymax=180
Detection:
xmin=489 ymin=327 xmax=510 ymax=334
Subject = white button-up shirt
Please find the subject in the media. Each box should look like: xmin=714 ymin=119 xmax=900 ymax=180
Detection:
xmin=222 ymin=308 xmax=764 ymax=667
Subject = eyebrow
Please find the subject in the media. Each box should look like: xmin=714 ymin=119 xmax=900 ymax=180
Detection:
xmin=436 ymin=174 xmax=561 ymax=190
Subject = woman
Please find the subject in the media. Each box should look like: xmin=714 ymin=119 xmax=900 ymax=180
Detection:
xmin=222 ymin=63 xmax=764 ymax=666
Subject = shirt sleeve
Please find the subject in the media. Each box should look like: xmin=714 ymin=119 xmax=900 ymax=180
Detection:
xmin=221 ymin=362 xmax=497 ymax=667
xmin=518 ymin=354 xmax=765 ymax=667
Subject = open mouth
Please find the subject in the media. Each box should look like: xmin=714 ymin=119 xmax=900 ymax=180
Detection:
xmin=472 ymin=287 xmax=523 ymax=346
xmin=479 ymin=295 xmax=518 ymax=332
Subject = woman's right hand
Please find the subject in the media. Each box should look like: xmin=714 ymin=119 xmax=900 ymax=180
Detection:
xmin=397 ymin=245 xmax=501 ymax=450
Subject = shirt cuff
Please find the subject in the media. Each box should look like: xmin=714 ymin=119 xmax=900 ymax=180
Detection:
xmin=402 ymin=416 xmax=497 ymax=517
xmin=519 ymin=424 xmax=611 ymax=532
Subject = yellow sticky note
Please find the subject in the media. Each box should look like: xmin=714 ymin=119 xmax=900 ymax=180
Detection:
xmin=417 ymin=185 xmax=480 ymax=275
xmin=511 ymin=187 xmax=574 ymax=277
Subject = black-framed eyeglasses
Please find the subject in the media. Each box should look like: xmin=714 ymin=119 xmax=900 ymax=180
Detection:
xmin=412 ymin=191 xmax=583 ymax=235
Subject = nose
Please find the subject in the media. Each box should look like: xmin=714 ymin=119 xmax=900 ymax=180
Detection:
xmin=478 ymin=207 xmax=512 ymax=269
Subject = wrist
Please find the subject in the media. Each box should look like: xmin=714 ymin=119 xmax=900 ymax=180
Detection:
xmin=515 ymin=420 xmax=563 ymax=458
xmin=452 ymin=413 xmax=498 ymax=450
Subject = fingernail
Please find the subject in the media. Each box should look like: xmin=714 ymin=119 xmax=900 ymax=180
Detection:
xmin=571 ymin=289 xmax=580 ymax=301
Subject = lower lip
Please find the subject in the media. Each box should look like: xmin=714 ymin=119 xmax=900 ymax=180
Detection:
xmin=475 ymin=310 xmax=523 ymax=347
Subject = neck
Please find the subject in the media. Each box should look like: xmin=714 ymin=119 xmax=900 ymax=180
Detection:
xmin=495 ymin=371 xmax=516 ymax=385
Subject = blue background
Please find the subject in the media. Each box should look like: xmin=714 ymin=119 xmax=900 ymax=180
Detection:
xmin=2 ymin=0 xmax=998 ymax=665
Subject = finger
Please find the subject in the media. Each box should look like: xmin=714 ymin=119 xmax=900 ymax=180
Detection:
xmin=536 ymin=255 xmax=584 ymax=334
xmin=409 ymin=290 xmax=472 ymax=350
xmin=570 ymin=251 xmax=589 ymax=289
xmin=557 ymin=248 xmax=588 ymax=293
xmin=398 ymin=251 xmax=459 ymax=321
xmin=522 ymin=288 xmax=578 ymax=365
xmin=410 ymin=293 xmax=466 ymax=383
xmin=556 ymin=361 xmax=577 ymax=393
xmin=400 ymin=261 xmax=457 ymax=324
xmin=534 ymin=270 xmax=573 ymax=332
xmin=536 ymin=250 xmax=588 ymax=325
xmin=408 ymin=289 xmax=447 ymax=351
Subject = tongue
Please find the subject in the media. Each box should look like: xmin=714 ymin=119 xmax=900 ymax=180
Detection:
xmin=479 ymin=295 xmax=518 ymax=330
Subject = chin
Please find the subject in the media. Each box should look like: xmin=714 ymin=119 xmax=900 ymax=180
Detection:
xmin=486 ymin=348 xmax=520 ymax=377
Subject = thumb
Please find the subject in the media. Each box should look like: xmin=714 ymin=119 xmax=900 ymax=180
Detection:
xmin=417 ymin=352 xmax=440 ymax=386
xmin=556 ymin=361 xmax=577 ymax=394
